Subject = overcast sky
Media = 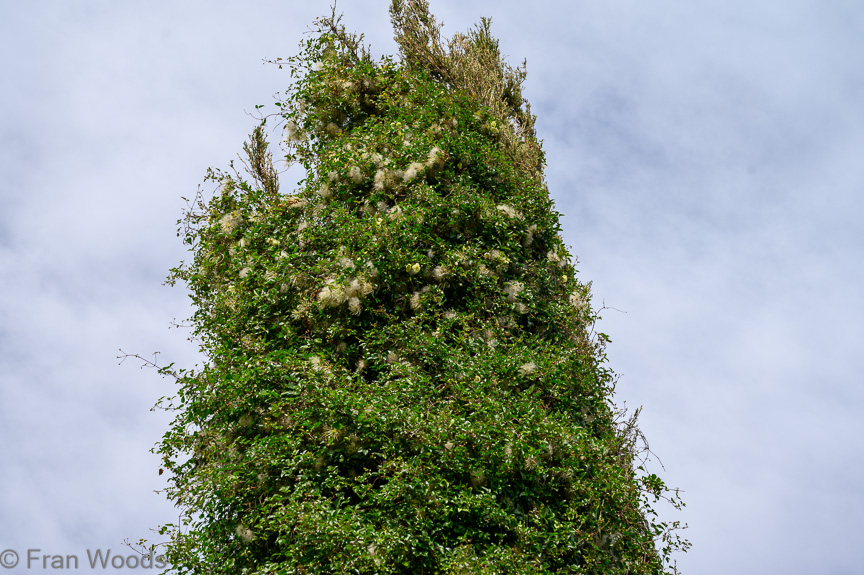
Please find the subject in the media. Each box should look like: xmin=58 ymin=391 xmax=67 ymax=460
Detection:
xmin=2 ymin=1 xmax=862 ymax=573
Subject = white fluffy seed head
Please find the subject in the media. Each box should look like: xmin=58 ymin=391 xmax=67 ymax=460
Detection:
xmin=403 ymin=162 xmax=425 ymax=183
xmin=410 ymin=291 xmax=422 ymax=311
xmin=289 ymin=198 xmax=308 ymax=211
xmin=373 ymin=169 xmax=392 ymax=191
xmin=431 ymin=266 xmax=448 ymax=282
xmin=235 ymin=526 xmax=254 ymax=543
xmin=348 ymin=297 xmax=362 ymax=315
xmin=345 ymin=279 xmax=361 ymax=298
xmin=219 ymin=211 xmax=242 ymax=234
xmin=318 ymin=184 xmax=332 ymax=200
xmin=523 ymin=224 xmax=537 ymax=248
xmin=285 ymin=119 xmax=306 ymax=142
xmin=426 ymin=147 xmax=443 ymax=168
xmin=328 ymin=286 xmax=346 ymax=306
xmin=519 ymin=361 xmax=537 ymax=376
xmin=496 ymin=204 xmax=521 ymax=219
xmin=349 ymin=166 xmax=364 ymax=184
xmin=504 ymin=281 xmax=524 ymax=303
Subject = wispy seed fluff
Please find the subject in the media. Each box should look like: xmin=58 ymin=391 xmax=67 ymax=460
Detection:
xmin=373 ymin=168 xmax=393 ymax=191
xmin=486 ymin=249 xmax=510 ymax=269
xmin=426 ymin=147 xmax=443 ymax=168
xmin=318 ymin=183 xmax=332 ymax=200
xmin=239 ymin=267 xmax=252 ymax=279
xmin=569 ymin=291 xmax=586 ymax=310
xmin=348 ymin=297 xmax=362 ymax=315
xmin=431 ymin=266 xmax=448 ymax=282
xmin=216 ymin=180 xmax=232 ymax=196
xmin=497 ymin=204 xmax=522 ymax=219
xmin=235 ymin=525 xmax=254 ymax=543
xmin=522 ymin=224 xmax=537 ymax=248
xmin=219 ymin=211 xmax=242 ymax=234
xmin=518 ymin=361 xmax=537 ymax=376
xmin=410 ymin=291 xmax=422 ymax=311
xmin=386 ymin=351 xmax=399 ymax=364
xmin=403 ymin=161 xmax=425 ymax=183
xmin=285 ymin=119 xmax=305 ymax=143
xmin=317 ymin=282 xmax=346 ymax=308
xmin=547 ymin=249 xmax=568 ymax=268
xmin=345 ymin=278 xmax=373 ymax=298
xmin=349 ymin=166 xmax=364 ymax=184
xmin=503 ymin=281 xmax=524 ymax=303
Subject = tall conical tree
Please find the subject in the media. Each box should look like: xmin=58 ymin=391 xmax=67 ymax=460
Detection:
xmin=156 ymin=2 xmax=688 ymax=573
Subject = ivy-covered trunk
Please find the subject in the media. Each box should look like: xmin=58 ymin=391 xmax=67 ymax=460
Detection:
xmin=156 ymin=2 xmax=687 ymax=573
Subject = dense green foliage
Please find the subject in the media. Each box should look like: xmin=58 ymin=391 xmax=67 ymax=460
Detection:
xmin=154 ymin=2 xmax=687 ymax=573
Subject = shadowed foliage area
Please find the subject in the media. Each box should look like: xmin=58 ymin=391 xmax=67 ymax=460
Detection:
xmin=152 ymin=2 xmax=688 ymax=573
